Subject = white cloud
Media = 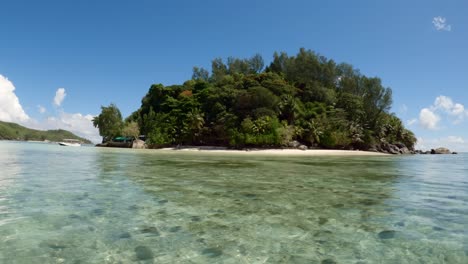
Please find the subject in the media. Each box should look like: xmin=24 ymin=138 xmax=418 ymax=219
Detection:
xmin=419 ymin=108 xmax=440 ymax=130
xmin=415 ymin=95 xmax=468 ymax=130
xmin=38 ymin=105 xmax=46 ymax=114
xmin=41 ymin=111 xmax=100 ymax=143
xmin=434 ymin=95 xmax=453 ymax=111
xmin=416 ymin=136 xmax=467 ymax=152
xmin=407 ymin=118 xmax=418 ymax=126
xmin=54 ymin=88 xmax=66 ymax=106
xmin=1 ymin=74 xmax=100 ymax=143
xmin=432 ymin=16 xmax=451 ymax=31
xmin=452 ymin=103 xmax=465 ymax=115
xmin=0 ymin=75 xmax=30 ymax=123
xmin=432 ymin=95 xmax=468 ymax=124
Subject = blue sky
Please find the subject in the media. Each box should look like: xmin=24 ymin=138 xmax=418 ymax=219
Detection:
xmin=0 ymin=0 xmax=467 ymax=149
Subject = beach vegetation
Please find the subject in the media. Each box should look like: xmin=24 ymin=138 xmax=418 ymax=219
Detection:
xmin=92 ymin=103 xmax=124 ymax=142
xmin=108 ymin=48 xmax=417 ymax=150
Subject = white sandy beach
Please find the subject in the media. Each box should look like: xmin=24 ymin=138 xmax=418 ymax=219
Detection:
xmin=158 ymin=146 xmax=388 ymax=156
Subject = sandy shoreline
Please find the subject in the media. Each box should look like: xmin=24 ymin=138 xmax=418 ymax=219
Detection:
xmin=157 ymin=146 xmax=388 ymax=156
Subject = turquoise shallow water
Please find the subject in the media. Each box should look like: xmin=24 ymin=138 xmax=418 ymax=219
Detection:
xmin=0 ymin=141 xmax=467 ymax=263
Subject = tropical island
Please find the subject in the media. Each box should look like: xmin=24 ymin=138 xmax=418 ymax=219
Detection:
xmin=93 ymin=48 xmax=417 ymax=154
xmin=0 ymin=120 xmax=91 ymax=144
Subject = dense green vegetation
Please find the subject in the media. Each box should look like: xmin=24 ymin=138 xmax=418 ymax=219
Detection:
xmin=92 ymin=104 xmax=125 ymax=142
xmin=0 ymin=121 xmax=92 ymax=144
xmin=96 ymin=48 xmax=416 ymax=150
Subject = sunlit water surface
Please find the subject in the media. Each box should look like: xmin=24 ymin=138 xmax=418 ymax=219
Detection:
xmin=0 ymin=141 xmax=467 ymax=263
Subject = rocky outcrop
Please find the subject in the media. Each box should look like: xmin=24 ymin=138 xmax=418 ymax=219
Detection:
xmin=414 ymin=147 xmax=457 ymax=154
xmin=285 ymin=140 xmax=308 ymax=151
xmin=96 ymin=139 xmax=147 ymax=149
xmin=378 ymin=143 xmax=412 ymax=155
xmin=287 ymin=140 xmax=301 ymax=148
xmin=298 ymin=144 xmax=308 ymax=151
xmin=431 ymin=147 xmax=451 ymax=154
xmin=132 ymin=139 xmax=147 ymax=149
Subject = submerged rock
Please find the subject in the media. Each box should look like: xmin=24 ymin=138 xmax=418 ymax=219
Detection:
xmin=91 ymin=208 xmax=104 ymax=216
xmin=140 ymin=226 xmax=160 ymax=236
xmin=321 ymin=259 xmax=337 ymax=264
xmin=191 ymin=216 xmax=202 ymax=222
xmin=68 ymin=214 xmax=81 ymax=219
xmin=40 ymin=240 xmax=70 ymax=250
xmin=202 ymin=247 xmax=223 ymax=258
xmin=135 ymin=246 xmax=154 ymax=260
xmin=318 ymin=217 xmax=328 ymax=225
xmin=119 ymin=232 xmax=132 ymax=239
xmin=378 ymin=230 xmax=396 ymax=239
xmin=360 ymin=199 xmax=378 ymax=206
xmin=332 ymin=203 xmax=345 ymax=208
xmin=395 ymin=221 xmax=405 ymax=227
xmin=158 ymin=199 xmax=168 ymax=205
xmin=169 ymin=226 xmax=182 ymax=232
xmin=243 ymin=193 xmax=257 ymax=198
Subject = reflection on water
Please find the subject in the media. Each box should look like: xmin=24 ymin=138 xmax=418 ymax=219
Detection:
xmin=0 ymin=141 xmax=467 ymax=263
xmin=0 ymin=142 xmax=22 ymax=227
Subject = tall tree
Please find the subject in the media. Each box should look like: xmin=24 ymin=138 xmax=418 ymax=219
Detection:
xmin=248 ymin=53 xmax=265 ymax=73
xmin=92 ymin=103 xmax=123 ymax=142
xmin=192 ymin=67 xmax=210 ymax=81
xmin=211 ymin=58 xmax=228 ymax=82
xmin=122 ymin=121 xmax=140 ymax=139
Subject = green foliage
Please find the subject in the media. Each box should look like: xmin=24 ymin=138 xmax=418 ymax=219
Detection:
xmin=0 ymin=121 xmax=91 ymax=143
xmin=192 ymin=67 xmax=210 ymax=81
xmin=230 ymin=116 xmax=282 ymax=147
xmin=129 ymin=49 xmax=415 ymax=150
xmin=92 ymin=103 xmax=124 ymax=142
xmin=122 ymin=121 xmax=140 ymax=138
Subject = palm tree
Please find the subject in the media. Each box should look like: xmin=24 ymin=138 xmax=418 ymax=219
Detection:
xmin=186 ymin=110 xmax=205 ymax=143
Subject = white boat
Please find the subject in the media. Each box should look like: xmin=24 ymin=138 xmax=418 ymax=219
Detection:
xmin=58 ymin=139 xmax=81 ymax=147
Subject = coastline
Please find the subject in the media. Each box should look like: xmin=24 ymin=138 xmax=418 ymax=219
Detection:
xmin=156 ymin=146 xmax=389 ymax=156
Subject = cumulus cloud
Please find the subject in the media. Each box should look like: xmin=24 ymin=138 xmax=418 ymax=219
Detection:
xmin=416 ymin=95 xmax=468 ymax=129
xmin=1 ymin=74 xmax=100 ymax=143
xmin=433 ymin=95 xmax=468 ymax=123
xmin=416 ymin=136 xmax=467 ymax=152
xmin=54 ymin=88 xmax=66 ymax=106
xmin=452 ymin=103 xmax=465 ymax=115
xmin=0 ymin=75 xmax=30 ymax=123
xmin=434 ymin=95 xmax=453 ymax=111
xmin=419 ymin=108 xmax=440 ymax=130
xmin=41 ymin=111 xmax=100 ymax=143
xmin=38 ymin=105 xmax=46 ymax=114
xmin=432 ymin=16 xmax=451 ymax=31
xmin=433 ymin=95 xmax=467 ymax=117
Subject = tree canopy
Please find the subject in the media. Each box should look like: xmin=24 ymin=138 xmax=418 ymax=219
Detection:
xmin=92 ymin=103 xmax=124 ymax=142
xmin=120 ymin=48 xmax=417 ymax=150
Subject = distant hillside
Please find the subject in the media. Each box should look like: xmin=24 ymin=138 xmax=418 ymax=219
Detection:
xmin=0 ymin=121 xmax=92 ymax=144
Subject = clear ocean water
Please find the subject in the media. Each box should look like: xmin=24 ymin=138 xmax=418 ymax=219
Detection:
xmin=0 ymin=141 xmax=467 ymax=263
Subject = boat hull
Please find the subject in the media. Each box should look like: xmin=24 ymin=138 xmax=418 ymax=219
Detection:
xmin=58 ymin=142 xmax=81 ymax=147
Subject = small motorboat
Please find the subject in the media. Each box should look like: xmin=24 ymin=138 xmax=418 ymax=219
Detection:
xmin=58 ymin=139 xmax=81 ymax=147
